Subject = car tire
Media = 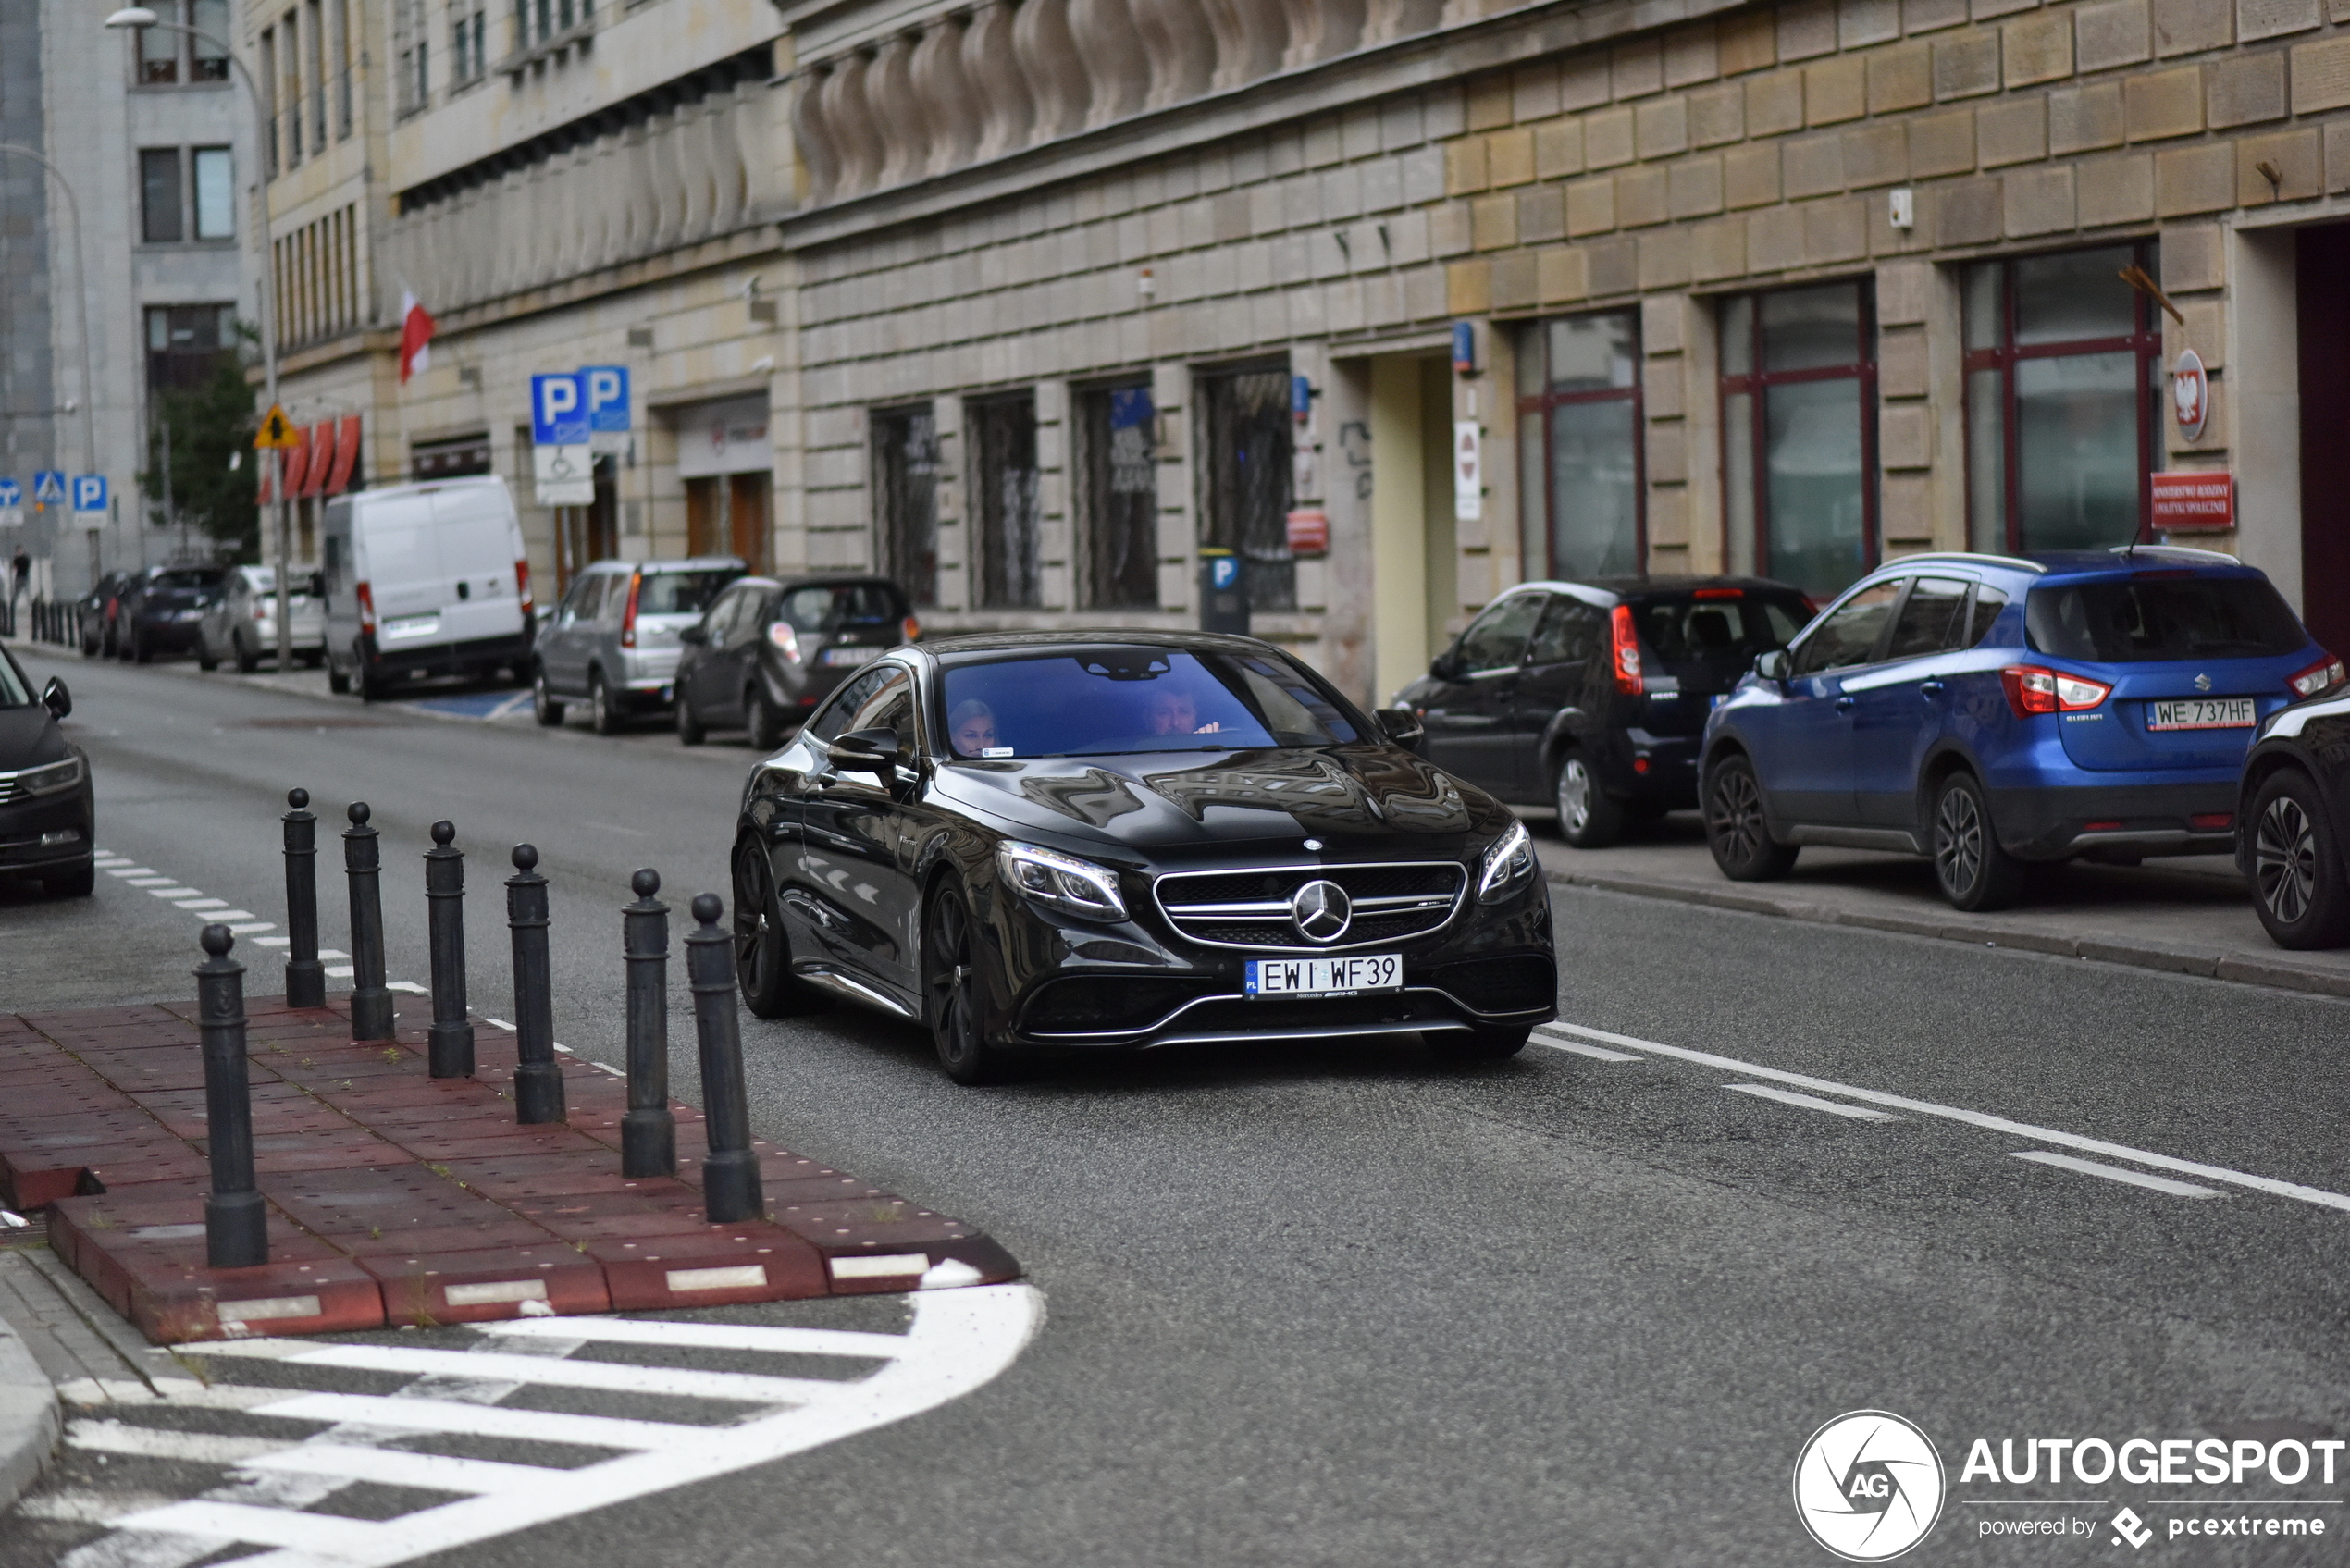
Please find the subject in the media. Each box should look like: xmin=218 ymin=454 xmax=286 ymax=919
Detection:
xmin=1552 ymin=752 xmax=1624 ymax=849
xmin=2247 ymin=769 xmax=2350 ymax=949
xmin=532 ymin=668 xmax=565 ymax=726
xmin=43 ymin=859 xmax=95 ymax=898
xmin=675 ymin=693 xmax=707 ymax=747
xmin=130 ymin=629 xmax=149 ymax=664
xmin=301 ymin=649 xmax=324 ymax=669
xmin=197 ymin=643 xmax=218 ymax=672
xmin=356 ymin=662 xmax=390 ymax=703
xmin=748 ymin=685 xmax=786 ymax=752
xmin=588 ymin=671 xmax=624 ymax=736
xmin=925 ymin=882 xmax=1006 ymax=1085
xmin=327 ymin=660 xmax=351 ymax=695
xmin=1428 ymin=1025 xmax=1533 ymax=1063
xmin=1704 ymin=754 xmax=1800 ymax=882
xmin=233 ymin=630 xmax=261 ymax=673
xmin=1930 ymin=772 xmax=2024 ymax=912
xmin=732 ymin=840 xmax=826 ymax=1018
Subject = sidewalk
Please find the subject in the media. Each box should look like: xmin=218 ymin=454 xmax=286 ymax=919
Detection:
xmin=1534 ymin=813 xmax=2350 ymax=997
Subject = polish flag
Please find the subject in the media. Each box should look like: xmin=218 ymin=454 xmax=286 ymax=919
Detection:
xmin=398 ymin=290 xmax=437 ymax=384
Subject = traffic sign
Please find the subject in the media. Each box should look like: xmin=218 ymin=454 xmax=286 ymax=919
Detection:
xmin=31 ymin=471 xmax=65 ymax=509
xmin=533 ymin=443 xmax=594 ymax=506
xmin=72 ymin=475 xmax=107 ymax=514
xmin=583 ymin=365 xmax=631 ymax=434
xmin=0 ymin=479 xmax=19 ymax=509
xmin=531 ymin=374 xmax=589 ymax=446
xmin=255 ymin=404 xmax=300 ymax=449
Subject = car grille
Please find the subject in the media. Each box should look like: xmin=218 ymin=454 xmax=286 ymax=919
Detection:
xmin=1152 ymin=861 xmax=1465 ymax=951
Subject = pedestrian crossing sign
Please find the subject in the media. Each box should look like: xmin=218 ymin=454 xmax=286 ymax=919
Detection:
xmin=254 ymin=405 xmax=300 ymax=449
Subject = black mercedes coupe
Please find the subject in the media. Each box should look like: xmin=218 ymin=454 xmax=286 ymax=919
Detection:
xmin=729 ymin=632 xmax=1557 ymax=1082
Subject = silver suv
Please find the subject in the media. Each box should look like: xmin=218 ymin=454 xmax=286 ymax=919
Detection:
xmin=199 ymin=563 xmax=326 ymax=672
xmin=532 ymin=556 xmax=745 ymax=734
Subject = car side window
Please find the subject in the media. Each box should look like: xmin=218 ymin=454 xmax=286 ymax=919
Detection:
xmin=1788 ymin=581 xmax=1903 ymax=676
xmin=1966 ymin=585 xmax=2010 ymax=648
xmin=1453 ymin=594 xmax=1547 ymax=674
xmin=854 ymin=671 xmax=917 ymax=760
xmin=1527 ymin=598 xmax=1601 ymax=666
xmin=702 ymin=587 xmax=748 ymax=642
xmin=557 ymin=574 xmax=600 ymax=627
xmin=807 ymin=665 xmax=897 ymax=744
xmin=1882 ymin=577 xmax=1973 ymax=661
xmin=596 ymin=574 xmax=631 ymax=628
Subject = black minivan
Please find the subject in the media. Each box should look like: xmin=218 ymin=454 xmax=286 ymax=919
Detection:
xmin=1398 ymin=577 xmax=1814 ymax=846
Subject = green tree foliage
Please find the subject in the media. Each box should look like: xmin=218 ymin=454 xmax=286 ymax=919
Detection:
xmin=142 ymin=353 xmax=259 ymax=559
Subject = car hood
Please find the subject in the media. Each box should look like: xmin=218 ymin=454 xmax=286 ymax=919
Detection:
xmin=0 ymin=705 xmax=65 ymax=770
xmin=926 ymin=744 xmax=1509 ymax=858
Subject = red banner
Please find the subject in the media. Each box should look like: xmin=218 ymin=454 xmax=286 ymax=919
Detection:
xmin=280 ymin=427 xmax=312 ymax=497
xmin=326 ymin=414 xmax=361 ymax=495
xmin=2149 ymin=471 xmax=2232 ymax=531
xmin=301 ymin=421 xmax=335 ymax=499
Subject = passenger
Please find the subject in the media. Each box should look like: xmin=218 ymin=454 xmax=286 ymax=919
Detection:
xmin=949 ymin=698 xmax=1000 ymax=757
xmin=1144 ymin=685 xmax=1221 ymax=736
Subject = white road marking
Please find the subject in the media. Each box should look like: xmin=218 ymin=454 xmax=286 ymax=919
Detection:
xmin=119 ymin=876 xmax=171 ymax=886
xmin=93 ymin=858 xmax=134 ymax=868
xmin=142 ymin=887 xmax=202 ymax=899
xmin=208 ymin=909 xmax=260 ymax=922
xmin=385 ymin=981 xmax=429 ymax=994
xmin=66 ymin=1421 xmax=291 ymax=1465
xmin=18 ymin=1490 xmax=182 ymax=1525
xmin=475 ymin=1315 xmax=908 ymax=1361
xmin=1725 ymin=1083 xmax=1903 ymax=1121
xmin=251 ymin=935 xmax=291 ymax=947
xmin=324 ymin=967 xmax=355 ymax=980
xmin=169 ymin=898 xmax=228 ymax=911
xmin=56 ymin=1379 xmax=296 ymax=1411
xmin=1532 ymin=1026 xmax=1642 ymax=1063
xmin=236 ymin=1444 xmax=556 ymax=1495
xmin=107 ymin=869 xmax=158 ymax=880
xmin=481 ymin=1017 xmax=514 ymax=1031
xmin=1548 ymin=1022 xmax=2350 ymax=1214
xmin=227 ymin=923 xmax=275 ymax=935
xmin=2010 ymin=1150 xmax=2222 ymax=1199
xmin=251 ymin=1393 xmax=702 ymax=1450
xmin=193 ymin=1340 xmax=845 ymax=1405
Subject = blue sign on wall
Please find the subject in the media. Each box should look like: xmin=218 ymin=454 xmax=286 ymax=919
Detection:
xmin=72 ymin=475 xmax=107 ymax=513
xmin=582 ymin=365 xmax=631 ymax=434
xmin=530 ymin=374 xmax=588 ymax=446
xmin=31 ymin=472 xmax=65 ymax=507
xmin=0 ymin=479 xmax=20 ymax=509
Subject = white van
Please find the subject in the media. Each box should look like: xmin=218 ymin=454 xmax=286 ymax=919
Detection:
xmin=320 ymin=477 xmax=536 ymax=701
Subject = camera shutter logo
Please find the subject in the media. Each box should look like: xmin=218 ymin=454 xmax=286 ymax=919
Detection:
xmin=1792 ymin=1411 xmax=1945 ymax=1561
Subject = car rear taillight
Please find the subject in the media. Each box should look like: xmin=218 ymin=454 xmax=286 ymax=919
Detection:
xmin=2288 ymin=653 xmax=2345 ymax=699
xmin=253 ymin=601 xmax=267 ymax=621
xmin=514 ymin=559 xmax=533 ymax=616
xmin=619 ymin=571 xmax=642 ymax=648
xmin=767 ymin=622 xmax=802 ymax=662
xmin=2190 ymin=811 xmax=2234 ymax=832
xmin=355 ymin=581 xmax=377 ymax=636
xmin=1609 ymin=604 xmax=1642 ymax=694
xmin=1693 ymin=587 xmax=1742 ymax=599
xmin=901 ymin=614 xmax=921 ymax=644
xmin=2000 ymin=664 xmax=2111 ymax=717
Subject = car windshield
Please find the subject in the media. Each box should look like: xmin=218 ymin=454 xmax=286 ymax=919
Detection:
xmin=637 ymin=569 xmax=739 ymax=616
xmin=2026 ymin=576 xmax=2306 ymax=662
xmin=152 ymin=570 xmax=217 ymax=593
xmin=1631 ymin=592 xmax=1811 ymax=662
xmin=777 ymin=583 xmax=902 ymax=635
xmin=939 ymin=647 xmax=1364 ymax=758
xmin=0 ymin=652 xmax=31 ymax=707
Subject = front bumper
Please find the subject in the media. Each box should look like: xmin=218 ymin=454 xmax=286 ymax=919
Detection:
xmin=0 ymin=785 xmax=93 ymax=873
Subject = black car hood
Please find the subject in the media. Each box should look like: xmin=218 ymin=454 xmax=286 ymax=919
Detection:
xmin=928 ymin=744 xmax=1509 ymax=857
xmin=0 ymin=705 xmax=64 ymax=770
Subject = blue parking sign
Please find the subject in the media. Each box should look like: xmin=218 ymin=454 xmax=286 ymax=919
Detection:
xmin=31 ymin=472 xmax=65 ymax=507
xmin=71 ymin=475 xmax=106 ymax=513
xmin=530 ymin=374 xmax=588 ymax=446
xmin=582 ymin=365 xmax=630 ymax=434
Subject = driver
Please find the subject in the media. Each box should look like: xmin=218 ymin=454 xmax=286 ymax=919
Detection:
xmin=949 ymin=698 xmax=1000 ymax=757
xmin=1144 ymin=685 xmax=1221 ymax=736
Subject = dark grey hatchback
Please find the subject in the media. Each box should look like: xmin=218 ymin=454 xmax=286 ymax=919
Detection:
xmin=674 ymin=574 xmax=917 ymax=749
xmin=0 ymin=651 xmax=93 ymax=896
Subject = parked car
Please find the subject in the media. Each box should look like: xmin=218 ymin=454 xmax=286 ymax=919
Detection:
xmin=321 ymin=476 xmax=535 ymax=700
xmin=728 ymin=631 xmax=1553 ymax=1082
xmin=531 ymin=556 xmax=745 ymax=735
xmin=2236 ymin=681 xmax=2350 ymax=948
xmin=0 ymin=652 xmax=93 ymax=897
xmin=674 ymin=574 xmax=919 ymax=749
xmin=116 ymin=564 xmax=226 ymax=663
xmin=76 ymin=572 xmax=137 ymax=659
xmin=1700 ymin=547 xmax=2342 ymax=911
xmin=1395 ymin=576 xmax=1816 ymax=846
xmin=199 ymin=564 xmax=326 ymax=673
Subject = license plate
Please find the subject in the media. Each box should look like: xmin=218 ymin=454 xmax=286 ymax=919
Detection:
xmin=382 ymin=614 xmax=440 ymax=639
xmin=2147 ymin=698 xmax=2256 ymax=731
xmin=822 ymin=646 xmax=883 ymax=667
xmin=1244 ymin=953 xmax=1403 ymax=998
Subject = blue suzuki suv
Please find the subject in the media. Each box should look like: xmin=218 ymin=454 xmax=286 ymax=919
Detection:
xmin=1699 ymin=547 xmax=2344 ymax=910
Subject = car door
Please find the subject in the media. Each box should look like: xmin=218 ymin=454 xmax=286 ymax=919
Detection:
xmin=710 ymin=586 xmax=774 ymax=723
xmin=1748 ymin=579 xmax=1903 ymax=827
xmin=1418 ymin=593 xmax=1547 ymax=796
xmin=544 ymin=574 xmax=606 ymax=695
xmin=1514 ymin=594 xmax=1604 ymax=802
xmin=1847 ymin=576 xmax=1973 ymax=828
xmin=796 ymin=664 xmax=921 ymax=1010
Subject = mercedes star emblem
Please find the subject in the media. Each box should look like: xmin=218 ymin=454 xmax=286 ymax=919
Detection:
xmin=1291 ymin=880 xmax=1353 ymax=944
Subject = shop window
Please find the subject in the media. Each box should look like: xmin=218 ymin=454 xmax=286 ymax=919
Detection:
xmin=971 ymin=394 xmax=1042 ymax=610
xmin=143 ymin=303 xmax=235 ymax=394
xmin=410 ymin=432 xmax=491 ymax=479
xmin=871 ymin=406 xmax=940 ymax=606
xmin=1196 ymin=367 xmax=1294 ymax=613
xmin=1962 ymin=242 xmax=2163 ymax=555
xmin=1516 ymin=310 xmax=1641 ymax=581
xmin=1721 ymin=281 xmax=1878 ymax=599
xmin=1076 ymin=383 xmax=1159 ymax=610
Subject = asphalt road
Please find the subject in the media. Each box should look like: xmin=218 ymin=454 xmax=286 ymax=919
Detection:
xmin=7 ymin=646 xmax=2350 ymax=1567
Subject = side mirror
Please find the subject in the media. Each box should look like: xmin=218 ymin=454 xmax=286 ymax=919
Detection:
xmin=41 ymin=677 xmax=69 ymax=720
xmin=1753 ymin=649 xmax=1789 ymax=682
xmin=1429 ymin=652 xmax=1462 ymax=682
xmin=678 ymin=623 xmax=707 ymax=645
xmin=827 ymin=725 xmax=898 ymax=775
xmin=1376 ymin=706 xmax=1425 ymax=747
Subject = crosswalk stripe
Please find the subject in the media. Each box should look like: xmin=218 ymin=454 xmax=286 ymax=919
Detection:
xmin=476 ymin=1315 xmax=913 ymax=1361
xmin=66 ymin=1420 xmax=291 ymax=1464
xmin=204 ymin=1341 xmax=842 ymax=1405
xmin=237 ymin=1443 xmax=569 ymax=1495
xmin=249 ymin=1391 xmax=706 ymax=1450
xmin=105 ymin=1500 xmax=394 ymax=1552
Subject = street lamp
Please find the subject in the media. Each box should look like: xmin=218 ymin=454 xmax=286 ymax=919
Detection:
xmin=0 ymin=144 xmax=100 ymax=552
xmin=105 ymin=6 xmax=293 ymax=669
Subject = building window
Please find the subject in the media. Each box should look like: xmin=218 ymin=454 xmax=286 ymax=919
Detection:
xmin=411 ymin=433 xmax=492 ymax=479
xmin=971 ymin=395 xmax=1042 ymax=610
xmin=307 ymin=0 xmax=328 ymax=151
xmin=144 ymin=303 xmax=236 ymax=394
xmin=131 ymin=0 xmax=228 ymax=82
xmin=1076 ymin=383 xmax=1158 ymax=610
xmin=140 ymin=150 xmax=185 ymax=242
xmin=1196 ymin=367 xmax=1294 ymax=613
xmin=1721 ymin=281 xmax=1878 ymax=598
xmin=284 ymin=6 xmax=303 ymax=162
xmin=1962 ymin=243 xmax=2163 ymax=555
xmin=1516 ymin=310 xmax=1642 ymax=580
xmin=451 ymin=3 xmax=489 ymax=81
xmin=394 ymin=0 xmax=428 ymax=114
xmin=139 ymin=3 xmax=181 ymax=83
xmin=871 ymin=405 xmax=939 ymax=607
xmin=192 ymin=148 xmax=233 ymax=239
xmin=333 ymin=0 xmax=353 ymax=134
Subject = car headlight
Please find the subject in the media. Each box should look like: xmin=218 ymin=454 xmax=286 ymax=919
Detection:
xmin=12 ymin=756 xmax=84 ymax=797
xmin=996 ymin=841 xmax=1128 ymax=922
xmin=1476 ymin=819 xmax=1536 ymax=905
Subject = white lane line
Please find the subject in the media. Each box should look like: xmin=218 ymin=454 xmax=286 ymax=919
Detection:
xmin=1725 ymin=1083 xmax=1903 ymax=1122
xmin=481 ymin=1017 xmax=514 ymax=1031
xmin=195 ymin=1341 xmax=842 ymax=1406
xmin=66 ymin=1420 xmax=291 ymax=1464
xmin=208 ymin=909 xmax=260 ymax=922
xmin=56 ymin=1378 xmax=295 ymax=1411
xmin=476 ymin=1315 xmax=909 ymax=1362
xmin=93 ymin=857 xmax=134 ymax=868
xmin=108 ymin=869 xmax=158 ymax=879
xmin=120 ymin=876 xmax=172 ymax=886
xmin=238 ymin=1444 xmax=560 ymax=1496
xmin=92 ymin=1500 xmax=389 ymax=1554
xmin=1548 ymin=1022 xmax=2350 ymax=1214
xmin=1532 ymin=1027 xmax=1642 ymax=1063
xmin=251 ymin=935 xmax=291 ymax=947
xmin=2010 ymin=1150 xmax=2222 ymax=1199
xmin=171 ymin=898 xmax=229 ymax=910
xmin=246 ymin=1393 xmax=700 ymax=1451
xmin=386 ymin=981 xmax=429 ymax=995
xmin=143 ymin=886 xmax=203 ymax=899
xmin=228 ymin=923 xmax=275 ymax=935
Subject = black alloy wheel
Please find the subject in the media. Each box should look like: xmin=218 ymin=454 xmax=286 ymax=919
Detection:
xmin=748 ymin=685 xmax=787 ymax=752
xmin=589 ymin=671 xmax=625 ymax=736
xmin=675 ymin=690 xmax=707 ymax=746
xmin=732 ymin=840 xmax=822 ymax=1018
xmin=1930 ymin=772 xmax=2023 ymax=911
xmin=1428 ymin=1025 xmax=1534 ymax=1063
xmin=924 ymin=883 xmax=1003 ymax=1085
xmin=532 ymin=667 xmax=565 ymax=726
xmin=1552 ymin=751 xmax=1624 ymax=849
xmin=1704 ymin=754 xmax=1799 ymax=881
xmin=2248 ymin=770 xmax=2350 ymax=948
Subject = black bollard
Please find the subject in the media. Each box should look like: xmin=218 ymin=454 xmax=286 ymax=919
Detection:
xmin=424 ymin=821 xmax=474 ymax=1079
xmin=281 ymin=789 xmax=325 ymax=1008
xmin=343 ymin=802 xmax=395 ymax=1041
xmin=686 ymin=893 xmax=763 ymax=1223
xmin=506 ymin=844 xmax=565 ymax=1124
xmin=620 ymin=869 xmax=676 ymax=1178
xmin=194 ymin=925 xmax=266 ymax=1268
